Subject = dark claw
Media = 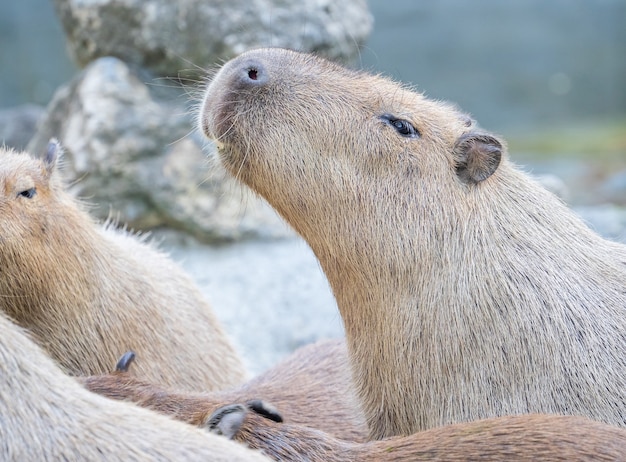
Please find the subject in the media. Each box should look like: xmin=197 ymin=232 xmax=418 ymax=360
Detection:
xmin=246 ymin=399 xmax=283 ymax=423
xmin=205 ymin=404 xmax=247 ymax=439
xmin=115 ymin=351 xmax=136 ymax=372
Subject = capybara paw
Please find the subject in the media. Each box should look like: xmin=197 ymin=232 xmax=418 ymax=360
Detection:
xmin=204 ymin=404 xmax=248 ymax=439
xmin=246 ymin=399 xmax=283 ymax=423
xmin=115 ymin=351 xmax=136 ymax=373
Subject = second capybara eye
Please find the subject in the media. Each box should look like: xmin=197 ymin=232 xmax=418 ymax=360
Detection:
xmin=380 ymin=114 xmax=420 ymax=138
xmin=18 ymin=187 xmax=37 ymax=199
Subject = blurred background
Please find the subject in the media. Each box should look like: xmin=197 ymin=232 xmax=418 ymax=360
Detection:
xmin=2 ymin=1 xmax=624 ymax=150
xmin=2 ymin=1 xmax=625 ymax=202
xmin=1 ymin=0 xmax=625 ymax=372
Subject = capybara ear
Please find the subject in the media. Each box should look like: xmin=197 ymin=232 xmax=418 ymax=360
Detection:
xmin=115 ymin=351 xmax=136 ymax=373
xmin=453 ymin=132 xmax=502 ymax=184
xmin=43 ymin=138 xmax=62 ymax=176
xmin=204 ymin=404 xmax=247 ymax=439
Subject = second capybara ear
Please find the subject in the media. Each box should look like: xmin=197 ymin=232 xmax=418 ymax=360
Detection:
xmin=453 ymin=132 xmax=503 ymax=184
xmin=43 ymin=138 xmax=62 ymax=178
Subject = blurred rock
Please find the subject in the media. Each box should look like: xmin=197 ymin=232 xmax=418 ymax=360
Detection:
xmin=0 ymin=104 xmax=46 ymax=151
xmin=158 ymin=232 xmax=342 ymax=374
xmin=28 ymin=57 xmax=290 ymax=242
xmin=600 ymin=169 xmax=626 ymax=205
xmin=575 ymin=204 xmax=626 ymax=243
xmin=53 ymin=0 xmax=373 ymax=79
xmin=534 ymin=173 xmax=570 ymax=202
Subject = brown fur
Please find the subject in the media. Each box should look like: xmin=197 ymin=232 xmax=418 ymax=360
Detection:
xmin=225 ymin=409 xmax=626 ymax=461
xmin=0 ymin=142 xmax=245 ymax=392
xmin=0 ymin=311 xmax=269 ymax=461
xmin=82 ymin=338 xmax=369 ymax=442
xmin=199 ymin=48 xmax=626 ymax=438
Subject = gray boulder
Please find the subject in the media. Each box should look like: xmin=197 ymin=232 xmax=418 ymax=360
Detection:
xmin=53 ymin=0 xmax=373 ymax=78
xmin=0 ymin=104 xmax=46 ymax=151
xmin=28 ymin=57 xmax=290 ymax=241
xmin=600 ymin=169 xmax=626 ymax=206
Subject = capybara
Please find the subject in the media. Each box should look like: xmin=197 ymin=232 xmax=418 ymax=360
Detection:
xmin=208 ymin=405 xmax=626 ymax=462
xmin=0 ymin=311 xmax=269 ymax=461
xmin=0 ymin=141 xmax=245 ymax=392
xmin=199 ymin=48 xmax=626 ymax=438
xmin=82 ymin=338 xmax=369 ymax=442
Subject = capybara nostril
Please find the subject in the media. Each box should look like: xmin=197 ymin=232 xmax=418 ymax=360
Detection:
xmin=247 ymin=68 xmax=258 ymax=81
xmin=236 ymin=59 xmax=269 ymax=87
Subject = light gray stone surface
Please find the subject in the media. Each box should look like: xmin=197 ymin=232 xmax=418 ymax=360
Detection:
xmin=158 ymin=232 xmax=343 ymax=375
xmin=28 ymin=57 xmax=290 ymax=241
xmin=53 ymin=0 xmax=373 ymax=78
xmin=0 ymin=104 xmax=46 ymax=151
xmin=29 ymin=1 xmax=372 ymax=241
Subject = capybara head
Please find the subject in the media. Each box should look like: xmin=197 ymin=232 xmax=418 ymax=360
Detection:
xmin=0 ymin=140 xmax=88 ymax=320
xmin=200 ymin=48 xmax=503 ymax=249
xmin=0 ymin=140 xmax=66 ymax=243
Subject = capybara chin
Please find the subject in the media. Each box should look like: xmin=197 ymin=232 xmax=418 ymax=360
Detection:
xmin=0 ymin=141 xmax=245 ymax=392
xmin=0 ymin=312 xmax=269 ymax=461
xmin=200 ymin=48 xmax=626 ymax=438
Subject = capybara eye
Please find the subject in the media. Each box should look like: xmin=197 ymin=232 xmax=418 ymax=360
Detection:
xmin=248 ymin=68 xmax=258 ymax=80
xmin=380 ymin=114 xmax=420 ymax=138
xmin=18 ymin=187 xmax=37 ymax=199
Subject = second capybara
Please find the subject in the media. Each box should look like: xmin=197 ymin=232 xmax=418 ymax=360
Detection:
xmin=0 ymin=141 xmax=245 ymax=392
xmin=0 ymin=311 xmax=269 ymax=461
xmin=82 ymin=338 xmax=369 ymax=443
xmin=199 ymin=48 xmax=626 ymax=438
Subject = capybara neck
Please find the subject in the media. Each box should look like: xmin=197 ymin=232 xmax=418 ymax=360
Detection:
xmin=200 ymin=48 xmax=626 ymax=438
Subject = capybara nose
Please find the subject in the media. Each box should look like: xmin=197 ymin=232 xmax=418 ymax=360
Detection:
xmin=233 ymin=58 xmax=269 ymax=88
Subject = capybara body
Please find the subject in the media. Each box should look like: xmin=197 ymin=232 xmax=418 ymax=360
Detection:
xmin=82 ymin=338 xmax=369 ymax=442
xmin=0 ymin=312 xmax=269 ymax=461
xmin=200 ymin=48 xmax=626 ymax=438
xmin=0 ymin=142 xmax=245 ymax=392
xmin=224 ymin=409 xmax=626 ymax=462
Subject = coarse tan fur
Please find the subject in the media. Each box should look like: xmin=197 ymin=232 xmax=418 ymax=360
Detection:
xmin=199 ymin=48 xmax=626 ymax=438
xmin=0 ymin=142 xmax=245 ymax=392
xmin=0 ymin=312 xmax=269 ymax=461
xmin=216 ymin=407 xmax=626 ymax=462
xmin=82 ymin=338 xmax=369 ymax=442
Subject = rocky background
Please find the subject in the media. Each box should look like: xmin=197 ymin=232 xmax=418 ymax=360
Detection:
xmin=1 ymin=0 xmax=624 ymax=373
